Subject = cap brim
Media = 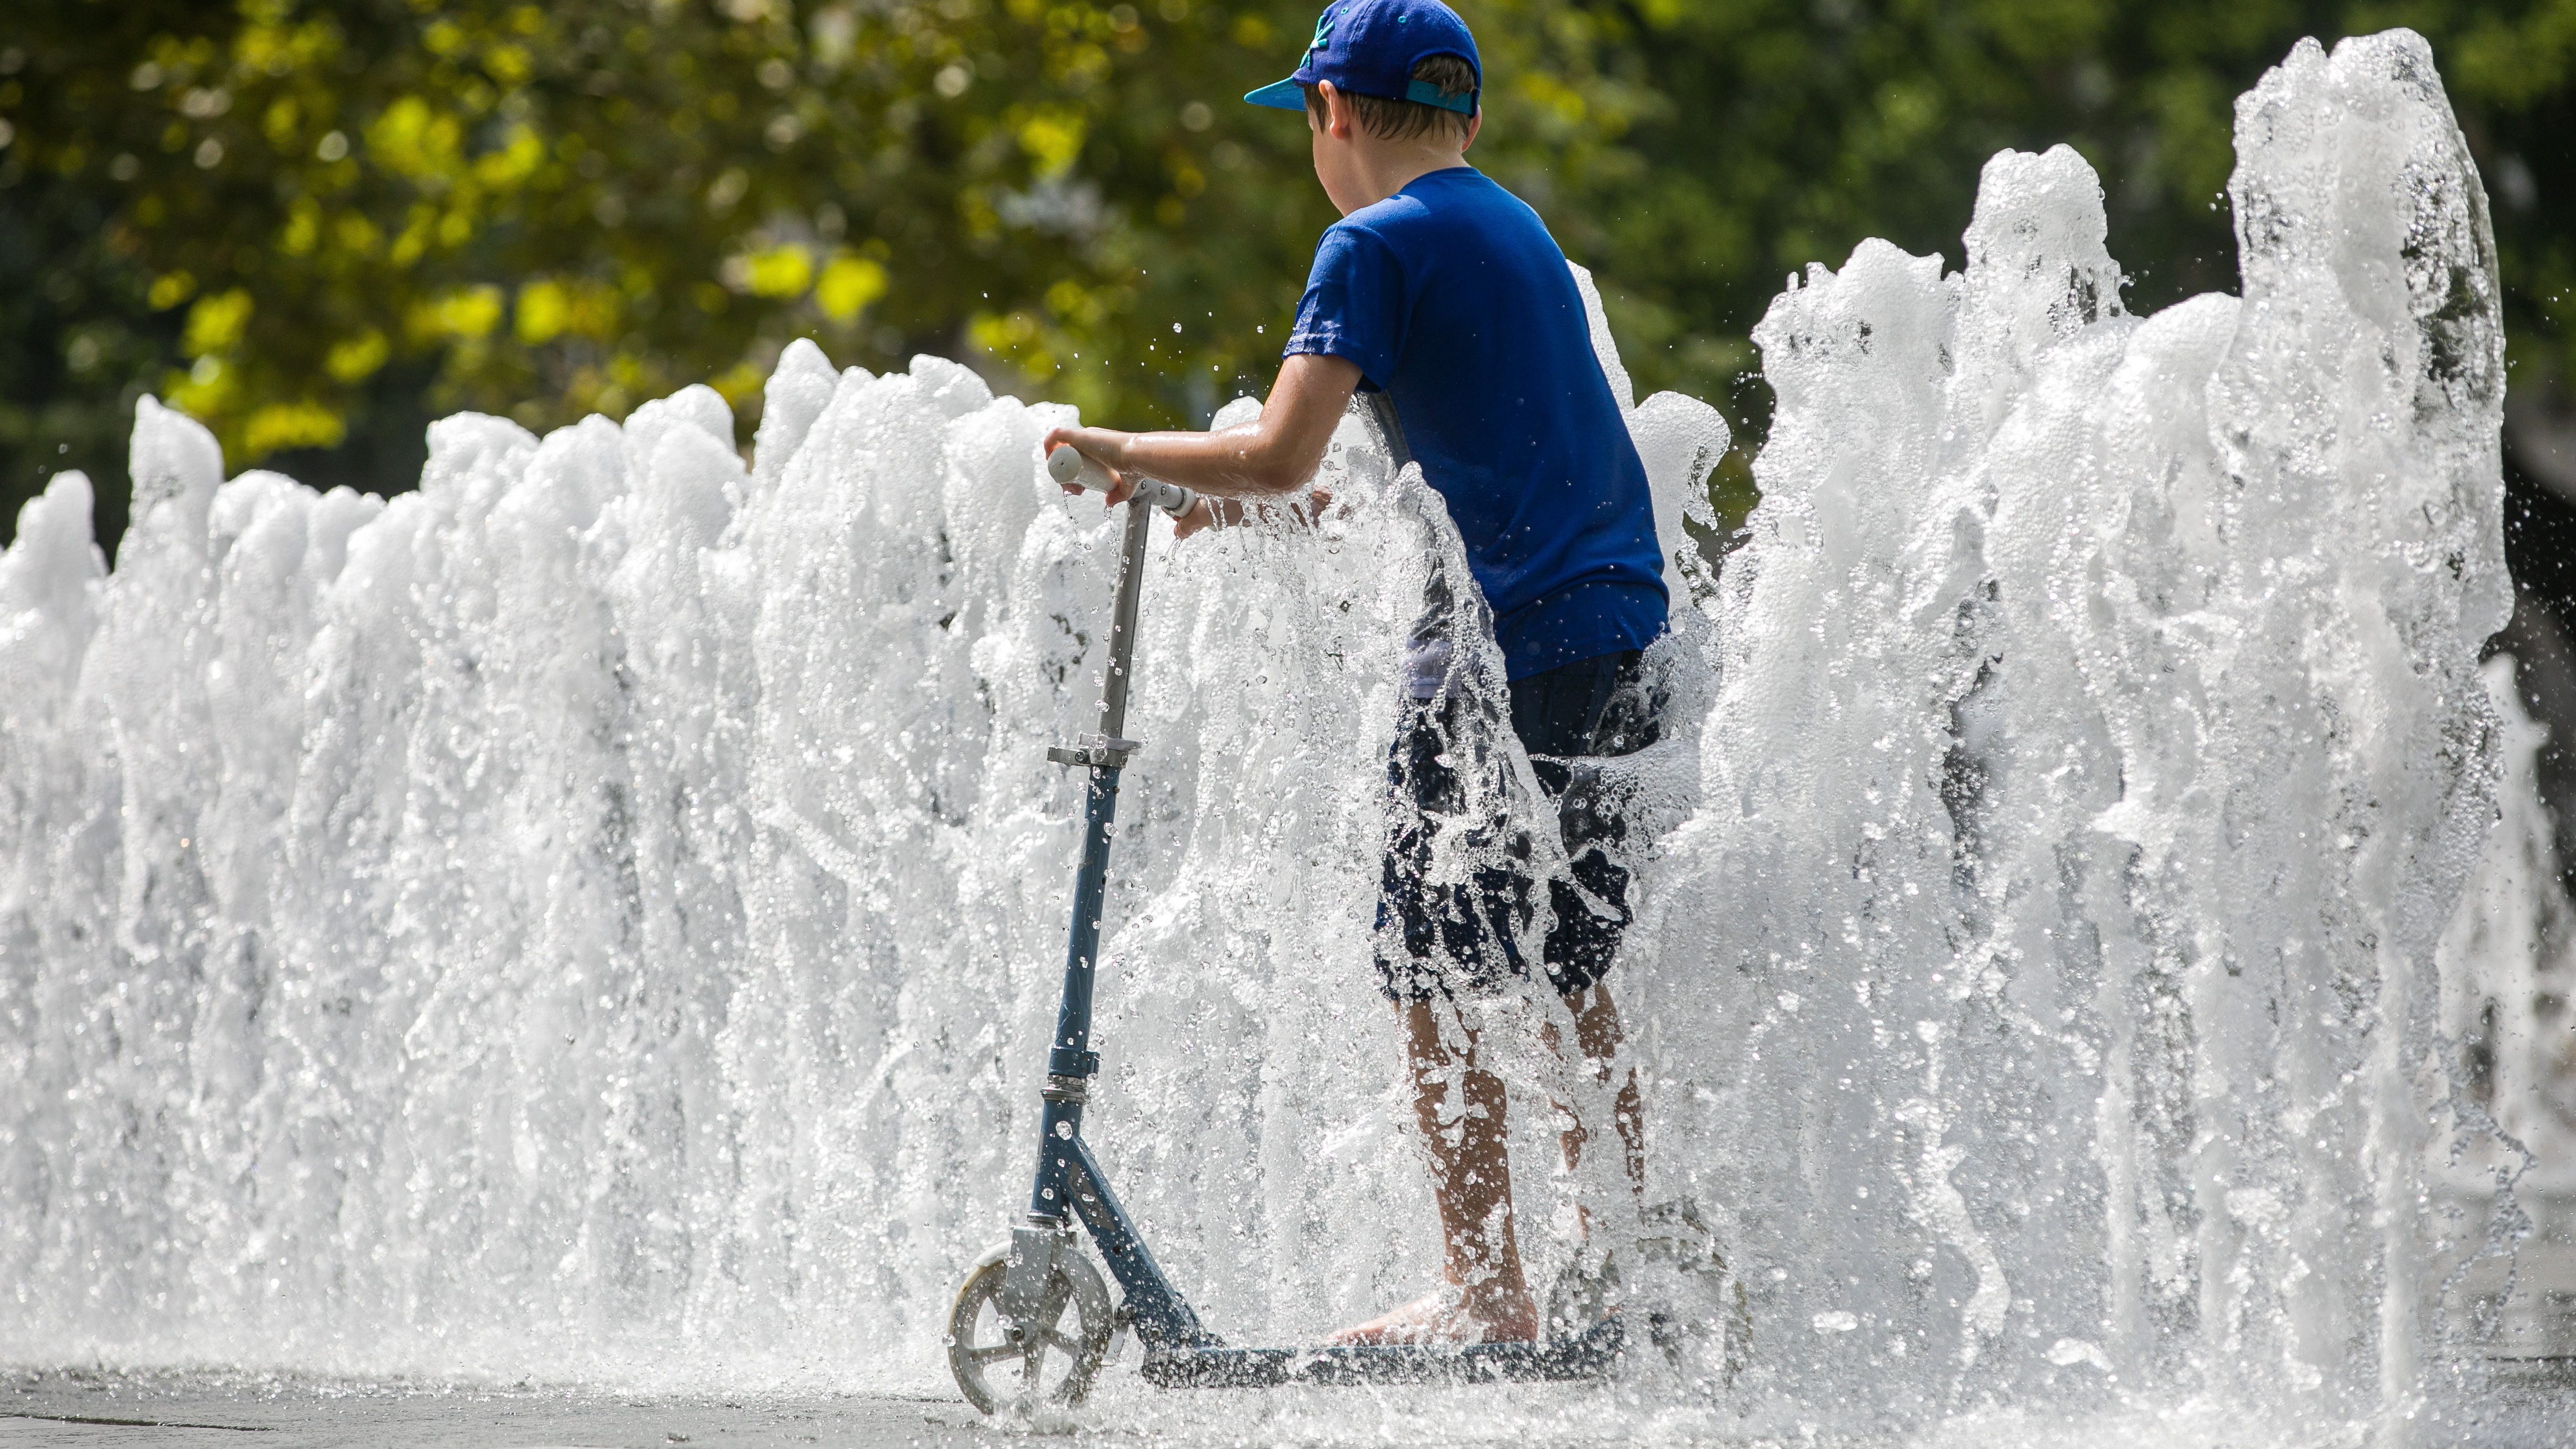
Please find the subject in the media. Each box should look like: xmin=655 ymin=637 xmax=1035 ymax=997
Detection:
xmin=1243 ymin=78 xmax=1308 ymax=111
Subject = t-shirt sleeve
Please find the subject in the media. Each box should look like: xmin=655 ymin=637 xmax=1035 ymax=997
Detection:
xmin=1283 ymin=224 xmax=1406 ymax=389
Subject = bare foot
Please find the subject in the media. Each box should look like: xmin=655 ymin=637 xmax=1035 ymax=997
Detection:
xmin=1324 ymin=1287 xmax=1538 ymax=1346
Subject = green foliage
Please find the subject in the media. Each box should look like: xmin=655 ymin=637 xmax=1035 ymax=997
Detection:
xmin=0 ymin=0 xmax=2567 ymax=549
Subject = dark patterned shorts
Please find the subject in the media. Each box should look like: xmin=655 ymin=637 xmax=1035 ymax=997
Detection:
xmin=1372 ymin=649 xmax=1660 ymax=1002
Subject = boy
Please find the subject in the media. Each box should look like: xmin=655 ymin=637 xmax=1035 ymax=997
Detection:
xmin=1039 ymin=0 xmax=1663 ymax=1346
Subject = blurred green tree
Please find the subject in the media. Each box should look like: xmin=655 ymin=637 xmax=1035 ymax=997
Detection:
xmin=0 ymin=0 xmax=2566 ymax=551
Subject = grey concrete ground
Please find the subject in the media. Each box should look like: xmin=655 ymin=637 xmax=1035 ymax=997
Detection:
xmin=2 ymin=1372 xmax=1005 ymax=1449
xmin=10 ymin=1365 xmax=2576 ymax=1449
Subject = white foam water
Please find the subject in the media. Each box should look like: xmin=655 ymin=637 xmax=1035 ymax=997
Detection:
xmin=0 ymin=26 xmax=2525 ymax=1439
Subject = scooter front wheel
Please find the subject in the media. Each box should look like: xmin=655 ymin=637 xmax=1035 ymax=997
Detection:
xmin=945 ymin=1239 xmax=1115 ymax=1414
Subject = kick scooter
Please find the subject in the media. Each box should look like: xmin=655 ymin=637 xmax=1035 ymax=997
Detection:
xmin=942 ymin=417 xmax=1626 ymax=1414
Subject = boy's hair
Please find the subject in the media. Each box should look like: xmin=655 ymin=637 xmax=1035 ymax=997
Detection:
xmin=1303 ymin=53 xmax=1477 ymax=143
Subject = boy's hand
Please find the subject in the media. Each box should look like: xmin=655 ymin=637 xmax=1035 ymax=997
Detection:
xmin=1169 ymin=497 xmax=1217 ymax=541
xmin=1040 ymin=427 xmax=1137 ymax=507
xmin=1039 ymin=357 xmax=1351 ymax=538
xmin=1163 ymin=490 xmax=1326 ymax=540
xmin=1044 ymin=424 xmax=1230 ymax=538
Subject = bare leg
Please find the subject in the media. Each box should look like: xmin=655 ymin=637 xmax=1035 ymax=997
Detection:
xmin=1539 ymin=983 xmax=1645 ymax=1223
xmin=1327 ymin=999 xmax=1538 ymax=1344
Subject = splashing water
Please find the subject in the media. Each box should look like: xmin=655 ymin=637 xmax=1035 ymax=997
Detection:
xmin=0 ymin=27 xmax=2527 ymax=1438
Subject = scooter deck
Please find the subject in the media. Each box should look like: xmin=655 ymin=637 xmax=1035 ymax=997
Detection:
xmin=1139 ymin=1315 xmax=1625 ymax=1388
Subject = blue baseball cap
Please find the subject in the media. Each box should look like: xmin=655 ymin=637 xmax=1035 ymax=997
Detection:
xmin=1243 ymin=0 xmax=1481 ymax=117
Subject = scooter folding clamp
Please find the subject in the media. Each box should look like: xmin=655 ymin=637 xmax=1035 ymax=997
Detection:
xmin=1046 ymin=734 xmax=1142 ymax=769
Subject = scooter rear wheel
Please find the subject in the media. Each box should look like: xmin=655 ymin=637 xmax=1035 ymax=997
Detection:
xmin=945 ymin=1239 xmax=1115 ymax=1415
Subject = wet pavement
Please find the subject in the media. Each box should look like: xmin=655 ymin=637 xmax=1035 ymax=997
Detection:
xmin=8 ymin=1364 xmax=2576 ymax=1448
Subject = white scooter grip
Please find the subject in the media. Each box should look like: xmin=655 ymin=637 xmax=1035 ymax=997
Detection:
xmin=1047 ymin=445 xmax=1199 ymax=520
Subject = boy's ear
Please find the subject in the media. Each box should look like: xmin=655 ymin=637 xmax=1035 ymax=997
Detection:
xmin=1317 ymin=80 xmax=1355 ymax=140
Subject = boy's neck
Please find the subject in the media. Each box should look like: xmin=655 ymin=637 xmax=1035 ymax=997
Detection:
xmin=1339 ymin=141 xmax=1470 ymax=213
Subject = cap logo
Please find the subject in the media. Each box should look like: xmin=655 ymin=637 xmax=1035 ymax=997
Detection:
xmin=1308 ymin=7 xmax=1334 ymax=52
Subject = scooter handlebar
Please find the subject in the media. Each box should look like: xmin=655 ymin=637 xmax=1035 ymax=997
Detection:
xmin=1048 ymin=445 xmax=1199 ymax=520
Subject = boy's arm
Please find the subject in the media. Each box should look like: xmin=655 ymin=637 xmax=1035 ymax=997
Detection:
xmin=1040 ymin=353 xmax=1362 ymax=535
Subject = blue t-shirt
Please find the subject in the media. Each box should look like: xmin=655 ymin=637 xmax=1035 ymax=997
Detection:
xmin=1283 ymin=166 xmax=1666 ymax=680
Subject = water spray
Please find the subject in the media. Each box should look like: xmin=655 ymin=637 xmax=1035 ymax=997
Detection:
xmin=0 ymin=30 xmax=2524 ymax=1428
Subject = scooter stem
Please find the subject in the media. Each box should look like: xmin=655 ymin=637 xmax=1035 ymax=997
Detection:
xmin=1031 ymin=496 xmax=1151 ymax=1187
